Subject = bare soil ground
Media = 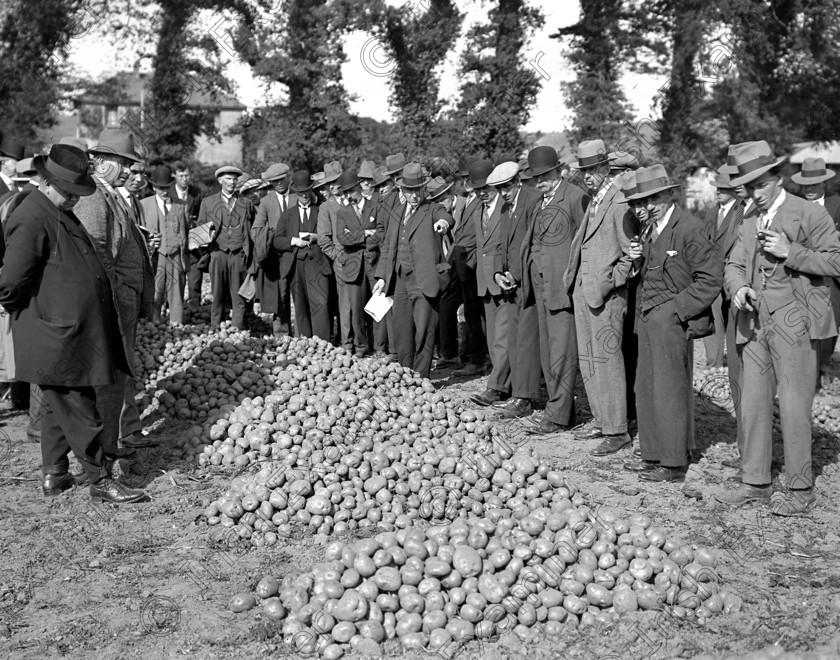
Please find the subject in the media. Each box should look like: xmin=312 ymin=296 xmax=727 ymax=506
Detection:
xmin=1 ymin=328 xmax=840 ymax=660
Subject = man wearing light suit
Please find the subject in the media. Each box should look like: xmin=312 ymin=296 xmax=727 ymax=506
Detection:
xmin=720 ymin=141 xmax=840 ymax=515
xmin=565 ymin=140 xmax=634 ymax=451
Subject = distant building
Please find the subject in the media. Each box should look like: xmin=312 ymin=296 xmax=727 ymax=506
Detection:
xmin=71 ymin=71 xmax=246 ymax=165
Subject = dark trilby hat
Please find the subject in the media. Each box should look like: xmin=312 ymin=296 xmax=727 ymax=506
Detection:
xmin=0 ymin=134 xmax=26 ymax=160
xmin=338 ymin=171 xmax=361 ymax=192
xmin=396 ymin=162 xmax=431 ymax=189
xmin=34 ymin=144 xmax=96 ymax=196
xmin=625 ymin=164 xmax=681 ymax=201
xmin=88 ymin=128 xmax=142 ymax=163
xmin=289 ymin=170 xmax=313 ymax=193
xmin=524 ymin=146 xmax=562 ymax=178
xmin=467 ymin=159 xmax=494 ymax=189
xmin=149 ymin=165 xmax=175 ymax=187
xmin=791 ymin=157 xmax=836 ymax=185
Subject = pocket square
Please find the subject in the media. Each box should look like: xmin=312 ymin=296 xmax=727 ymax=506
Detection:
xmin=666 ymin=250 xmax=678 ymax=257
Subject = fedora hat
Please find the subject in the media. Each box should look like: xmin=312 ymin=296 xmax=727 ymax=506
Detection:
xmin=262 ymin=162 xmax=290 ymax=181
xmin=238 ymin=175 xmax=263 ymax=194
xmin=338 ymin=171 xmax=361 ymax=192
xmin=34 ymin=144 xmax=96 ymax=196
xmin=711 ymin=169 xmax=736 ymax=190
xmin=728 ymin=141 xmax=787 ymax=187
xmin=148 ymin=165 xmax=175 ymax=188
xmin=625 ymin=164 xmax=681 ymax=200
xmin=467 ymin=159 xmax=494 ymax=189
xmin=312 ymin=171 xmax=327 ymax=188
xmin=88 ymin=129 xmax=141 ymax=163
xmin=791 ymin=157 xmax=836 ymax=185
xmin=215 ymin=164 xmax=243 ymax=178
xmin=524 ymin=146 xmax=562 ymax=178
xmin=616 ymin=171 xmax=637 ymax=203
xmin=358 ymin=160 xmax=377 ymax=179
xmin=322 ymin=161 xmax=343 ymax=184
xmin=487 ymin=161 xmax=519 ymax=187
xmin=396 ymin=162 xmax=430 ymax=189
xmin=427 ymin=176 xmax=453 ymax=200
xmin=608 ymin=150 xmax=640 ymax=171
xmin=289 ymin=170 xmax=313 ymax=193
xmin=371 ymin=166 xmax=390 ymax=187
xmin=384 ymin=153 xmax=406 ymax=175
xmin=13 ymin=157 xmax=36 ymax=180
xmin=569 ymin=140 xmax=610 ymax=170
xmin=0 ymin=134 xmax=25 ymax=160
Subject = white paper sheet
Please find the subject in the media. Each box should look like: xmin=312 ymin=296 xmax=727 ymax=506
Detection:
xmin=364 ymin=292 xmax=394 ymax=323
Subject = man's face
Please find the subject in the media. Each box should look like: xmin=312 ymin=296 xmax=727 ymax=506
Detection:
xmin=735 ymin=185 xmax=749 ymax=200
xmin=316 ymin=187 xmax=329 ymax=203
xmin=582 ymin=163 xmax=609 ymax=193
xmin=642 ymin=191 xmax=671 ymax=222
xmin=175 ymin=168 xmax=190 ymax=188
xmin=533 ymin=170 xmax=559 ymax=195
xmin=360 ymin=179 xmax=373 ymax=196
xmin=125 ymin=168 xmax=146 ymax=194
xmin=716 ymin=189 xmax=737 ymax=206
xmin=96 ymin=155 xmax=132 ymax=186
xmin=347 ymin=185 xmax=363 ymax=204
xmin=745 ymin=173 xmax=782 ymax=211
xmin=497 ymin=180 xmax=518 ymax=202
xmin=629 ymin=199 xmax=649 ymax=223
xmin=219 ymin=174 xmax=237 ymax=194
xmin=379 ymin=181 xmax=394 ymax=196
xmin=272 ymin=177 xmax=289 ymax=194
xmin=462 ymin=176 xmax=474 ymax=195
xmin=438 ymin=192 xmax=455 ymax=212
xmin=1 ymin=158 xmax=18 ymax=177
xmin=402 ymin=186 xmax=424 ymax=208
xmin=799 ymin=181 xmax=826 ymax=202
xmin=329 ymin=182 xmax=342 ymax=198
xmin=47 ymin=181 xmax=80 ymax=211
xmin=154 ymin=185 xmax=171 ymax=202
xmin=475 ymin=185 xmax=497 ymax=205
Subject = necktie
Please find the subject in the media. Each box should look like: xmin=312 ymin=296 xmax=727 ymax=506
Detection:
xmin=734 ymin=200 xmax=746 ymax=225
xmin=280 ymin=195 xmax=286 ymax=213
xmin=403 ymin=204 xmax=411 ymax=226
xmin=482 ymin=204 xmax=490 ymax=235
xmin=716 ymin=206 xmax=726 ymax=230
xmin=164 ymin=202 xmax=170 ymax=217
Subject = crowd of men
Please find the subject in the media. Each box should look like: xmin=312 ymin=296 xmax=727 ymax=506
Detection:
xmin=0 ymin=126 xmax=838 ymax=517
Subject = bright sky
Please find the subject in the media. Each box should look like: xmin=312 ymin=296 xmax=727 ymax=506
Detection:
xmin=66 ymin=0 xmax=665 ymax=133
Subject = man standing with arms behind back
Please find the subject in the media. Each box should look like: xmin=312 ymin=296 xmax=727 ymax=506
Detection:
xmin=170 ymin=160 xmax=204 ymax=310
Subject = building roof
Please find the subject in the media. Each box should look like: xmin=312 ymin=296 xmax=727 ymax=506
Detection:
xmin=75 ymin=71 xmax=246 ymax=112
xmin=790 ymin=141 xmax=840 ymax=165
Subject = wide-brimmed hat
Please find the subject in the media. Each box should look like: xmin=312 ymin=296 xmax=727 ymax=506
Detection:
xmin=384 ymin=153 xmax=406 ymax=175
xmin=569 ymin=140 xmax=610 ymax=170
xmin=312 ymin=171 xmax=327 ymax=188
xmin=34 ymin=144 xmax=96 ymax=196
xmin=487 ymin=161 xmax=519 ymax=187
xmin=728 ymin=141 xmax=787 ymax=187
xmin=524 ymin=146 xmax=562 ymax=178
xmin=427 ymin=176 xmax=453 ymax=200
xmin=358 ymin=160 xmax=377 ymax=179
xmin=338 ymin=171 xmax=361 ymax=192
xmin=625 ymin=164 xmax=681 ymax=201
xmin=321 ymin=161 xmax=343 ymax=184
xmin=616 ymin=171 xmax=637 ymax=203
xmin=791 ymin=157 xmax=836 ymax=185
xmin=88 ymin=129 xmax=141 ymax=163
xmin=289 ymin=170 xmax=313 ymax=193
xmin=396 ymin=162 xmax=430 ymax=189
xmin=0 ymin=134 xmax=25 ymax=160
xmin=215 ymin=164 xmax=243 ymax=178
xmin=712 ymin=170 xmax=736 ymax=190
xmin=148 ymin=165 xmax=175 ymax=187
xmin=13 ymin=157 xmax=36 ymax=180
xmin=467 ymin=159 xmax=494 ymax=189
xmin=371 ymin=166 xmax=390 ymax=187
xmin=262 ymin=162 xmax=290 ymax=181
xmin=238 ymin=175 xmax=264 ymax=194
xmin=718 ymin=142 xmax=752 ymax=176
xmin=608 ymin=150 xmax=640 ymax=170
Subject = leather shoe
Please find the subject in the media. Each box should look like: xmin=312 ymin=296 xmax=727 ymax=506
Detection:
xmin=590 ymin=433 xmax=632 ymax=456
xmin=726 ymin=472 xmax=742 ymax=483
xmin=623 ymin=459 xmax=658 ymax=472
xmin=495 ymin=397 xmax=533 ymax=419
xmin=769 ymin=489 xmax=817 ymax=516
xmin=355 ymin=350 xmax=367 ymax=359
xmin=121 ymin=433 xmax=159 ymax=449
xmin=435 ymin=357 xmax=462 ymax=369
xmin=573 ymin=423 xmax=604 ymax=441
xmin=43 ymin=473 xmax=75 ymax=497
xmin=453 ymin=363 xmax=484 ymax=376
xmin=470 ymin=389 xmax=507 ymax=407
xmin=528 ymin=419 xmax=571 ymax=435
xmin=721 ymin=457 xmax=741 ymax=469
xmin=639 ymin=466 xmax=686 ymax=482
xmin=90 ymin=477 xmax=147 ymax=504
xmin=105 ymin=447 xmax=136 ymax=459
xmin=715 ymin=484 xmax=772 ymax=506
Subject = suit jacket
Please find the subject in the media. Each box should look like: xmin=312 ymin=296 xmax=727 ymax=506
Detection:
xmin=336 ymin=202 xmax=368 ymax=283
xmin=564 ymin=181 xmax=633 ymax=308
xmin=198 ymin=192 xmax=255 ymax=268
xmin=636 ymin=206 xmax=721 ymax=338
xmin=361 ymin=191 xmax=382 ymax=253
xmin=494 ymin=185 xmax=542 ymax=286
xmin=139 ymin=196 xmax=189 ymax=258
xmin=375 ymin=199 xmax=453 ymax=298
xmin=521 ymin=180 xmax=589 ymax=311
xmin=252 ymin=192 xmax=298 ymax=264
xmin=725 ymin=192 xmax=840 ymax=343
xmin=0 ymin=189 xmax=129 ymax=386
xmin=375 ymin=188 xmax=402 ymax=239
xmin=450 ymin=195 xmax=481 ymax=277
xmin=473 ymin=194 xmax=505 ymax=297
xmin=317 ymin=196 xmax=345 ymax=277
xmin=272 ymin=204 xmax=332 ymax=280
xmin=824 ymin=195 xmax=840 ymax=227
xmin=169 ymin=183 xmax=202 ymax=227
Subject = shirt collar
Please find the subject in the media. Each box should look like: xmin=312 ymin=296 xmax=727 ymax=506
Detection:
xmin=221 ymin=190 xmax=234 ymax=204
xmin=593 ymin=179 xmax=612 ymax=206
xmin=720 ymin=198 xmax=736 ymax=215
xmin=761 ymin=189 xmax=786 ymax=222
xmin=484 ymin=193 xmax=500 ymax=216
xmin=815 ymin=195 xmax=825 ymax=206
xmin=0 ymin=172 xmax=13 ymax=187
xmin=655 ymin=204 xmax=676 ymax=232
xmin=510 ymin=186 xmax=521 ymax=209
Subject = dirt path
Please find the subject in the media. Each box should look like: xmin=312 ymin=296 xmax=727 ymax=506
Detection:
xmin=1 ymin=337 xmax=839 ymax=660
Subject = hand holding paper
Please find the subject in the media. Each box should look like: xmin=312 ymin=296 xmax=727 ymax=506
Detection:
xmin=365 ymin=291 xmax=393 ymax=323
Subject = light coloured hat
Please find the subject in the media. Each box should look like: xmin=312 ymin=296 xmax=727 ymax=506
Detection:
xmin=728 ymin=141 xmax=787 ymax=187
xmin=395 ymin=162 xmax=431 ymax=189
xmin=358 ymin=160 xmax=377 ymax=179
xmin=608 ymin=150 xmax=640 ymax=170
xmin=791 ymin=157 xmax=836 ymax=185
xmin=262 ymin=162 xmax=290 ymax=181
xmin=427 ymin=176 xmax=453 ymax=199
xmin=487 ymin=161 xmax=519 ymax=187
xmin=625 ymin=164 xmax=681 ymax=201
xmin=569 ymin=139 xmax=610 ymax=170
xmin=13 ymin=157 xmax=36 ymax=180
xmin=215 ymin=164 xmax=243 ymax=178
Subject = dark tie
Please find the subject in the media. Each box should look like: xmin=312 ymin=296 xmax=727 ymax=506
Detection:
xmin=482 ymin=204 xmax=490 ymax=235
xmin=734 ymin=199 xmax=746 ymax=226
